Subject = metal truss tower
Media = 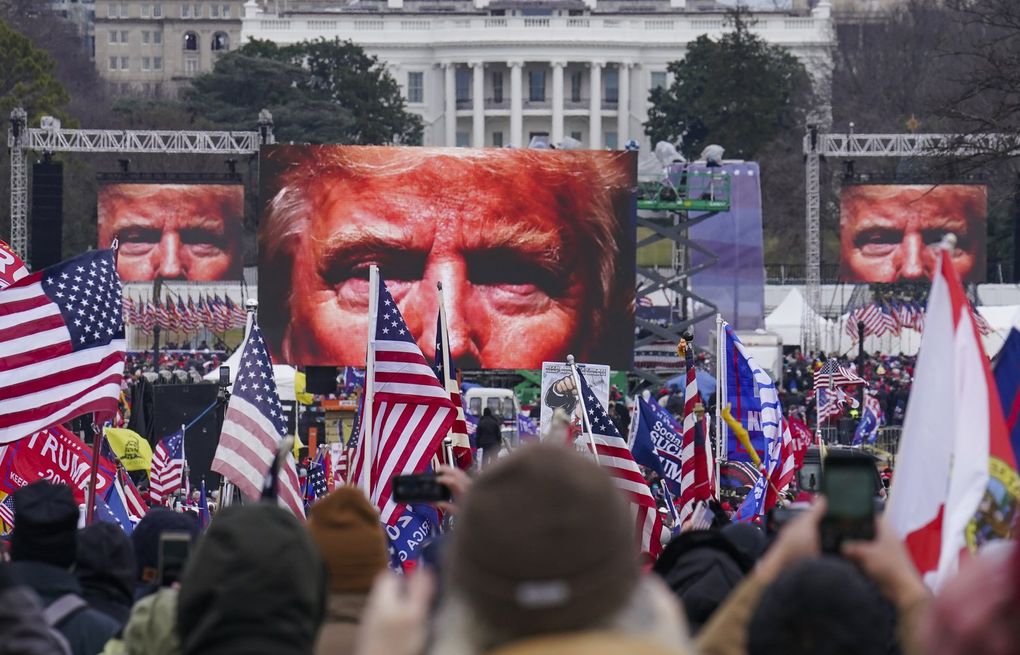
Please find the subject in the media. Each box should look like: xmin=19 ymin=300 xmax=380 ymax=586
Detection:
xmin=6 ymin=108 xmax=275 ymax=263
xmin=801 ymin=128 xmax=1014 ymax=352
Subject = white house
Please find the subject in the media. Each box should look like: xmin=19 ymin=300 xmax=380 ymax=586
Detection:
xmin=242 ymin=0 xmax=834 ymax=148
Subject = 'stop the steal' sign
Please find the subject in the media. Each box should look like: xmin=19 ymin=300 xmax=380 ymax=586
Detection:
xmin=0 ymin=426 xmax=117 ymax=504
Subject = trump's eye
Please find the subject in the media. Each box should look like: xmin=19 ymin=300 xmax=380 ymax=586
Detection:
xmin=467 ymin=251 xmax=565 ymax=300
xmin=854 ymin=228 xmax=902 ymax=257
xmin=921 ymin=229 xmax=969 ymax=255
xmin=320 ymin=254 xmax=426 ymax=300
xmin=181 ymin=229 xmax=227 ymax=257
xmin=118 ymin=227 xmax=161 ymax=256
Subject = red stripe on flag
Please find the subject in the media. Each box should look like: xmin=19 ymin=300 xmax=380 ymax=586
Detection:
xmin=0 ymin=351 xmax=125 ymax=401
xmin=0 ymin=372 xmax=123 ymax=428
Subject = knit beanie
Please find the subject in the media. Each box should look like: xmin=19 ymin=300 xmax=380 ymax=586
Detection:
xmin=11 ymin=482 xmax=79 ymax=569
xmin=307 ymin=487 xmax=388 ymax=593
xmin=131 ymin=508 xmax=200 ymax=584
xmin=447 ymin=443 xmax=639 ymax=637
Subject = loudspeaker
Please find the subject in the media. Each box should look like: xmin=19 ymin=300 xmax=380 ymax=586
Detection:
xmin=305 ymin=366 xmax=339 ymax=394
xmin=30 ymin=160 xmax=63 ymax=270
xmin=153 ymin=383 xmax=222 ymax=489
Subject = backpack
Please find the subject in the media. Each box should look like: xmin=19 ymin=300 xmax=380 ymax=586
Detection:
xmin=42 ymin=593 xmax=82 ymax=655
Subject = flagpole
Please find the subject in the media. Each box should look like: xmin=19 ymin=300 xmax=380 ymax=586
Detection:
xmin=567 ymin=355 xmax=599 ymax=464
xmin=437 ymin=282 xmax=454 ymax=466
xmin=362 ymin=265 xmax=379 ymax=499
xmin=714 ymin=314 xmax=724 ymax=500
xmin=180 ymin=423 xmax=189 ymax=499
xmin=85 ymin=416 xmax=103 ymax=525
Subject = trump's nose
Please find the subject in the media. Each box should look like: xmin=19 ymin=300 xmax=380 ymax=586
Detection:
xmin=156 ymin=234 xmax=185 ymax=280
xmin=898 ymin=233 xmax=927 ymax=281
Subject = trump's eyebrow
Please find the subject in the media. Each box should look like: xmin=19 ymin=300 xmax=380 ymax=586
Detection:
xmin=462 ymin=220 xmax=566 ymax=271
xmin=318 ymin=225 xmax=427 ymax=263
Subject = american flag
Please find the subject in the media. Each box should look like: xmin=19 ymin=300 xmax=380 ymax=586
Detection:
xmin=117 ymin=467 xmax=148 ymax=520
xmin=149 ymin=429 xmax=185 ymax=504
xmin=813 ymin=358 xmax=865 ymax=391
xmin=349 ymin=277 xmax=457 ymax=525
xmin=227 ymin=297 xmax=247 ymax=328
xmin=0 ymin=492 xmax=14 ymax=528
xmin=0 ymin=249 xmax=126 ymax=444
xmin=197 ymin=296 xmax=213 ymax=330
xmin=813 ymin=358 xmax=865 ymax=424
xmin=434 ymin=310 xmax=472 ymax=469
xmin=304 ymin=451 xmax=329 ymax=507
xmin=678 ymin=344 xmax=713 ymax=525
xmin=140 ymin=301 xmax=157 ymax=331
xmin=576 ymin=372 xmax=670 ymax=560
xmin=211 ymin=317 xmax=305 ymax=517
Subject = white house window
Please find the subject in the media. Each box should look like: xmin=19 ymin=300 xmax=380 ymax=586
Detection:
xmin=142 ymin=56 xmax=151 ymax=70
xmin=154 ymin=56 xmax=163 ymax=70
xmin=152 ymin=3 xmax=162 ymax=17
xmin=212 ymin=32 xmax=229 ymax=51
xmin=141 ymin=4 xmax=150 ymax=17
xmin=153 ymin=31 xmax=162 ymax=44
xmin=181 ymin=3 xmax=191 ymax=17
xmin=184 ymin=31 xmax=198 ymax=50
xmin=651 ymin=71 xmax=667 ymax=90
xmin=120 ymin=56 xmax=130 ymax=70
xmin=142 ymin=30 xmax=150 ymax=44
xmin=108 ymin=56 xmax=118 ymax=70
xmin=185 ymin=58 xmax=198 ymax=73
xmin=407 ymin=71 xmax=423 ymax=104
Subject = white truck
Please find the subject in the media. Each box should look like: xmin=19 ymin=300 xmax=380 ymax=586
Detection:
xmin=463 ymin=387 xmax=520 ymax=443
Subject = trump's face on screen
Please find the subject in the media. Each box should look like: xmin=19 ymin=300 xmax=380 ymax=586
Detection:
xmin=98 ymin=184 xmax=245 ymax=282
xmin=258 ymin=146 xmax=635 ymax=370
xmin=839 ymin=185 xmax=986 ymax=284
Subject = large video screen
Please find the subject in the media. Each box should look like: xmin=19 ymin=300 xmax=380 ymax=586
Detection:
xmin=98 ymin=183 xmax=245 ymax=282
xmin=839 ymin=184 xmax=987 ymax=284
xmin=258 ymin=145 xmax=637 ymax=370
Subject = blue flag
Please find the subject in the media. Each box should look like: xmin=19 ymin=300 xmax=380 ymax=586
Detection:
xmin=724 ymin=325 xmax=787 ymax=522
xmin=852 ymin=394 xmax=883 ymax=446
xmin=198 ymin=480 xmax=210 ymax=529
xmin=517 ymin=413 xmax=539 ymax=440
xmin=631 ymin=396 xmax=685 ymax=496
xmin=98 ymin=485 xmax=134 ymax=535
xmin=995 ymin=328 xmax=1020 ymax=464
xmin=386 ymin=503 xmax=438 ymax=570
xmin=722 ymin=327 xmax=767 ymax=463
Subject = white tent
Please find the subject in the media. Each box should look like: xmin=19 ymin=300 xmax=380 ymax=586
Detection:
xmin=202 ymin=341 xmax=297 ymax=402
xmin=764 ymin=288 xmax=834 ymax=351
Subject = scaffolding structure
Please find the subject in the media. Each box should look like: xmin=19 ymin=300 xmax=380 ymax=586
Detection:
xmin=801 ymin=128 xmax=1016 ymax=352
xmin=634 ymin=169 xmax=731 ymax=385
xmin=6 ymin=108 xmax=273 ymax=262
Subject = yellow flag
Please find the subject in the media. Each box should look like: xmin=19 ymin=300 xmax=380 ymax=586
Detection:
xmin=104 ymin=428 xmax=154 ymax=473
xmin=294 ymin=371 xmax=314 ymax=405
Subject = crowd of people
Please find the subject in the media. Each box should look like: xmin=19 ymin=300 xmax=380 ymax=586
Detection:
xmin=779 ymin=351 xmax=915 ymax=428
xmin=1 ymin=443 xmax=1015 ymax=655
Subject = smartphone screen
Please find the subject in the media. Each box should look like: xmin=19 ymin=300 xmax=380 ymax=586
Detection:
xmin=821 ymin=456 xmax=876 ymax=552
xmin=158 ymin=532 xmax=192 ymax=587
xmin=392 ymin=474 xmax=451 ymax=504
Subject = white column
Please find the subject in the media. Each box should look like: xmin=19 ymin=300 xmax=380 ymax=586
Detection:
xmin=551 ymin=61 xmax=565 ymax=145
xmin=588 ymin=61 xmax=603 ymax=149
xmin=471 ymin=61 xmax=485 ymax=147
xmin=616 ymin=62 xmax=630 ymax=147
xmin=509 ymin=60 xmax=523 ymax=147
xmin=444 ymin=62 xmax=457 ymax=147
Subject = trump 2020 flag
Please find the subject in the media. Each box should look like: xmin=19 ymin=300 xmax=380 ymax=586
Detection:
xmin=887 ymin=247 xmax=1018 ymax=589
xmin=0 ymin=249 xmax=125 ymax=443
